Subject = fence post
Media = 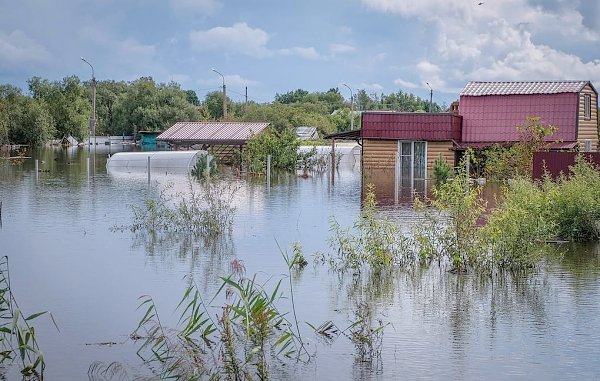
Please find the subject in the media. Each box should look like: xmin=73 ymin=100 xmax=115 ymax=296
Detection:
xmin=147 ymin=156 xmax=151 ymax=184
xmin=394 ymin=153 xmax=399 ymax=204
xmin=465 ymin=153 xmax=470 ymax=193
xmin=266 ymin=154 xmax=271 ymax=187
xmin=205 ymin=154 xmax=211 ymax=179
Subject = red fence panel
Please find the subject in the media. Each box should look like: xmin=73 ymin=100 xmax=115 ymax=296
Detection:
xmin=533 ymin=152 xmax=600 ymax=180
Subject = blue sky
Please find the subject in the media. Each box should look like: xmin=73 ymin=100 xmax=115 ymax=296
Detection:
xmin=1 ymin=0 xmax=599 ymax=105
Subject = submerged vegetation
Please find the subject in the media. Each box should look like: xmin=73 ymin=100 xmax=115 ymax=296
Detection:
xmin=322 ymin=155 xmax=600 ymax=276
xmin=133 ymin=251 xmax=310 ymax=380
xmin=119 ymin=179 xmax=238 ymax=240
xmin=0 ymin=256 xmax=55 ymax=379
xmin=108 ymin=151 xmax=600 ymax=379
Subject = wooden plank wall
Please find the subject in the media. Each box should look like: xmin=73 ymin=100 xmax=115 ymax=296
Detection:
xmin=363 ymin=139 xmax=455 ymax=178
xmin=578 ymin=84 xmax=599 ymax=151
xmin=426 ymin=141 xmax=455 ymax=174
xmin=362 ymin=139 xmax=396 ymax=169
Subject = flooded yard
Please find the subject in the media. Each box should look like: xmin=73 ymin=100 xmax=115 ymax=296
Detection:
xmin=1 ymin=146 xmax=600 ymax=380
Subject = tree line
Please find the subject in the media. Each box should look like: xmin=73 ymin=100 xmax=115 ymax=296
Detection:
xmin=0 ymin=75 xmax=445 ymax=147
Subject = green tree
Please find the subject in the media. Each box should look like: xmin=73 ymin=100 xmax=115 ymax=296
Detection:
xmin=28 ymin=76 xmax=89 ymax=140
xmin=243 ymin=128 xmax=299 ymax=173
xmin=0 ymin=85 xmax=24 ymax=144
xmin=94 ymin=80 xmax=128 ymax=135
xmin=274 ymin=89 xmax=309 ymax=104
xmin=202 ymin=91 xmax=232 ymax=120
xmin=184 ymin=90 xmax=200 ymax=106
xmin=9 ymin=98 xmax=55 ymax=147
xmin=114 ymin=77 xmax=200 ymax=134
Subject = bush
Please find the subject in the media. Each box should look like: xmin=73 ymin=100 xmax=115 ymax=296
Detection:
xmin=243 ymin=128 xmax=299 ymax=173
xmin=433 ymin=154 xmax=452 ymax=184
xmin=546 ymin=157 xmax=600 ymax=241
xmin=482 ymin=179 xmax=555 ymax=270
xmin=190 ymin=154 xmax=218 ymax=178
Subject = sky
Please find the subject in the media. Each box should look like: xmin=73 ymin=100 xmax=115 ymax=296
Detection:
xmin=1 ymin=0 xmax=599 ymax=106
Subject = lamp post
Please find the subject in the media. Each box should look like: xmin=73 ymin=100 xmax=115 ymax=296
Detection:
xmin=342 ymin=83 xmax=354 ymax=131
xmin=426 ymin=82 xmax=433 ymax=113
xmin=81 ymin=57 xmax=97 ymax=145
xmin=211 ymin=68 xmax=227 ymax=119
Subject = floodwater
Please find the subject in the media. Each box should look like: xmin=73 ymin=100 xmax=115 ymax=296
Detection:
xmin=1 ymin=146 xmax=600 ymax=380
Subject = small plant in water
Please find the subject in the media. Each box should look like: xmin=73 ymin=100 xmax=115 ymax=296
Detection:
xmin=433 ymin=153 xmax=452 ymax=184
xmin=120 ymin=178 xmax=238 ymax=240
xmin=190 ymin=154 xmax=219 ymax=179
xmin=0 ymin=256 xmax=56 ymax=379
xmin=324 ymin=184 xmax=411 ymax=272
xmin=133 ymin=254 xmax=309 ymax=380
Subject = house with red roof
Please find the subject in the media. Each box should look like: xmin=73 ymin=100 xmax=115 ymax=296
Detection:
xmin=359 ymin=80 xmax=598 ymax=182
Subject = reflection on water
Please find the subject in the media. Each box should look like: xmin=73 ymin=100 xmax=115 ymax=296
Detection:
xmin=1 ymin=147 xmax=600 ymax=380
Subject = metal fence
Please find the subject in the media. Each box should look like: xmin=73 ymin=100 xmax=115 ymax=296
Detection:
xmin=532 ymin=152 xmax=600 ymax=180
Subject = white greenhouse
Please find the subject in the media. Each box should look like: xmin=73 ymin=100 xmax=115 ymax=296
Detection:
xmin=106 ymin=150 xmax=208 ymax=174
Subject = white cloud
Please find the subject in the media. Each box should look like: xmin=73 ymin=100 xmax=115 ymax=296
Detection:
xmin=223 ymin=74 xmax=260 ymax=88
xmin=278 ymin=46 xmax=320 ymax=60
xmin=0 ymin=30 xmax=50 ymax=67
xmin=362 ymin=0 xmax=600 ymax=90
xmin=190 ymin=23 xmax=270 ymax=57
xmin=393 ymin=78 xmax=418 ymax=88
xmin=357 ymin=82 xmax=384 ymax=91
xmin=198 ymin=73 xmax=260 ymax=88
xmin=330 ymin=43 xmax=355 ymax=54
xmin=117 ymin=38 xmax=156 ymax=58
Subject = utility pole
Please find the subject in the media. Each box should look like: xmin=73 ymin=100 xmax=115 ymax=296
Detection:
xmin=426 ymin=82 xmax=433 ymax=113
xmin=342 ymin=83 xmax=354 ymax=131
xmin=212 ymin=68 xmax=227 ymax=119
xmin=81 ymin=57 xmax=96 ymax=144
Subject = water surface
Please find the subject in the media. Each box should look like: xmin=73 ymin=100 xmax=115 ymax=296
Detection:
xmin=1 ymin=146 xmax=599 ymax=380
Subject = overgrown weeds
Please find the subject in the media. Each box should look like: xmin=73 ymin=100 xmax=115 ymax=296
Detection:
xmin=544 ymin=156 xmax=600 ymax=241
xmin=190 ymin=154 xmax=219 ymax=179
xmin=0 ymin=256 xmax=56 ymax=379
xmin=322 ymin=184 xmax=412 ymax=272
xmin=133 ymin=251 xmax=309 ymax=380
xmin=119 ymin=178 xmax=238 ymax=240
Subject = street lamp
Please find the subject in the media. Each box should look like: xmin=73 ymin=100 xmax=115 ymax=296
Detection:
xmin=81 ymin=57 xmax=96 ymax=145
xmin=342 ymin=83 xmax=354 ymax=131
xmin=426 ymin=82 xmax=433 ymax=113
xmin=211 ymin=68 xmax=227 ymax=119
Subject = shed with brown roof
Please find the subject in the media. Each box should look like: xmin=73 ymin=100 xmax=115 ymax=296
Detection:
xmin=157 ymin=121 xmax=270 ymax=162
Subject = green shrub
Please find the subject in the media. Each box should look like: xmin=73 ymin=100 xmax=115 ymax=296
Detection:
xmin=190 ymin=154 xmax=218 ymax=178
xmin=482 ymin=179 xmax=555 ymax=270
xmin=243 ymin=128 xmax=299 ymax=173
xmin=546 ymin=157 xmax=600 ymax=241
xmin=433 ymin=153 xmax=452 ymax=184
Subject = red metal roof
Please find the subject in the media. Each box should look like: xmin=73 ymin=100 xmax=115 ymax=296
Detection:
xmin=361 ymin=112 xmax=462 ymax=141
xmin=461 ymin=81 xmax=589 ymax=96
xmin=459 ymin=92 xmax=578 ymax=143
xmin=454 ymin=141 xmax=577 ymax=150
xmin=157 ymin=122 xmax=270 ymax=145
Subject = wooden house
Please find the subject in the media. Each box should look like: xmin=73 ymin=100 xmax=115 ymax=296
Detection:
xmin=359 ymin=80 xmax=599 ymax=182
xmin=458 ymin=81 xmax=599 ymax=151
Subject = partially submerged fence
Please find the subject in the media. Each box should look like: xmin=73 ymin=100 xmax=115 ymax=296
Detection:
xmin=532 ymin=152 xmax=600 ymax=180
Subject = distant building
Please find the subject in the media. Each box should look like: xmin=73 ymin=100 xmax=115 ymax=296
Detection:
xmin=296 ymin=126 xmax=320 ymax=141
xmin=138 ymin=131 xmax=160 ymax=145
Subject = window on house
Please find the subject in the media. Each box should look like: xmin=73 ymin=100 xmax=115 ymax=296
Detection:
xmin=584 ymin=94 xmax=591 ymax=120
xmin=397 ymin=141 xmax=427 ymax=186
